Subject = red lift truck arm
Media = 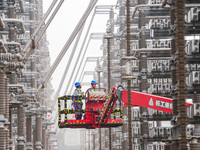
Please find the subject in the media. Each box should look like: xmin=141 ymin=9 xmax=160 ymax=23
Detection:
xmin=121 ymin=90 xmax=193 ymax=113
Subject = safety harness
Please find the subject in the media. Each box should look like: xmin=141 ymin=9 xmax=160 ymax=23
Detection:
xmin=74 ymin=88 xmax=82 ymax=102
xmin=72 ymin=88 xmax=82 ymax=110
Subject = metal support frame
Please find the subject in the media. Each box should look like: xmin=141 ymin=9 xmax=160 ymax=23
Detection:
xmin=104 ymin=27 xmax=113 ymax=150
xmin=119 ymin=1 xmax=128 ymax=149
xmin=126 ymin=0 xmax=132 ymax=149
xmin=79 ymin=57 xmax=99 ymax=82
xmin=37 ymin=0 xmax=98 ymax=93
xmin=174 ymin=0 xmax=187 ymax=149
xmin=22 ymin=0 xmax=58 ymax=55
xmin=23 ymin=0 xmax=65 ymax=64
xmin=96 ymin=58 xmax=102 ymax=150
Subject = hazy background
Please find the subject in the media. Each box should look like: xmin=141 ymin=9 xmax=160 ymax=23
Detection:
xmin=43 ymin=0 xmax=117 ymax=95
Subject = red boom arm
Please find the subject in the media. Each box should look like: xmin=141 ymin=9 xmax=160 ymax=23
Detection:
xmin=122 ymin=90 xmax=193 ymax=113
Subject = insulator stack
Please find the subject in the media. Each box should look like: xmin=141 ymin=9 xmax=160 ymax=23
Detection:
xmin=174 ymin=0 xmax=187 ymax=149
xmin=0 ymin=126 xmax=8 ymax=150
xmin=0 ymin=54 xmax=13 ymax=61
xmin=0 ymin=0 xmax=57 ymax=149
xmin=170 ymin=8 xmax=176 ymax=26
xmin=164 ymin=142 xmax=171 ymax=150
xmin=171 ymin=39 xmax=176 ymax=55
xmin=170 ymin=141 xmax=179 ymax=149
xmin=6 ymin=127 xmax=9 ymax=150
xmin=141 ymin=121 xmax=149 ymax=137
xmin=8 ymin=28 xmax=16 ymax=42
xmin=33 ymin=129 xmax=36 ymax=150
xmin=190 ymin=139 xmax=200 ymax=150
xmin=0 ymin=71 xmax=6 ymax=115
xmin=4 ymin=78 xmax=8 ymax=120
xmin=42 ymin=129 xmax=46 ymax=149
xmin=36 ymin=115 xmax=42 ymax=150
xmin=17 ymin=106 xmax=25 ymax=137
xmin=17 ymin=105 xmax=25 ymax=149
xmin=26 ymin=117 xmax=32 ymax=149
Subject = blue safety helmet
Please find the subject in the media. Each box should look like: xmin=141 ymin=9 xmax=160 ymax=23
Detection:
xmin=75 ymin=82 xmax=81 ymax=88
xmin=91 ymin=80 xmax=98 ymax=85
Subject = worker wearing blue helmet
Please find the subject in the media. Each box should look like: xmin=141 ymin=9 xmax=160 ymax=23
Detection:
xmin=73 ymin=82 xmax=83 ymax=120
xmin=74 ymin=82 xmax=82 ymax=95
xmin=90 ymin=80 xmax=98 ymax=92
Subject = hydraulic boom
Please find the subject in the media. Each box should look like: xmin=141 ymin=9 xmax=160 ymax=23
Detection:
xmin=121 ymin=90 xmax=193 ymax=113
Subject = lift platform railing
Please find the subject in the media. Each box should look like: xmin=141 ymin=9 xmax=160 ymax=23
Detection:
xmin=85 ymin=88 xmax=123 ymax=125
xmin=58 ymin=95 xmax=85 ymax=127
xmin=60 ymin=109 xmax=86 ymax=114
xmin=59 ymin=109 xmax=122 ymax=115
xmin=98 ymin=87 xmax=122 ymax=126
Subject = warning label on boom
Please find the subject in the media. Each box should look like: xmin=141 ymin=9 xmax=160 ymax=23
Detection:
xmin=149 ymin=98 xmax=154 ymax=106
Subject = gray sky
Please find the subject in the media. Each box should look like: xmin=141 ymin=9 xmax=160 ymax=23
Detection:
xmin=43 ymin=0 xmax=117 ymax=95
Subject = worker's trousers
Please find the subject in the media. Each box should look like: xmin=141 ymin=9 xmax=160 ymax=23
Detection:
xmin=76 ymin=102 xmax=83 ymax=120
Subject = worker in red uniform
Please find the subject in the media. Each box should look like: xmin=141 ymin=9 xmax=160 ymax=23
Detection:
xmin=90 ymin=80 xmax=97 ymax=92
xmin=73 ymin=82 xmax=83 ymax=120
